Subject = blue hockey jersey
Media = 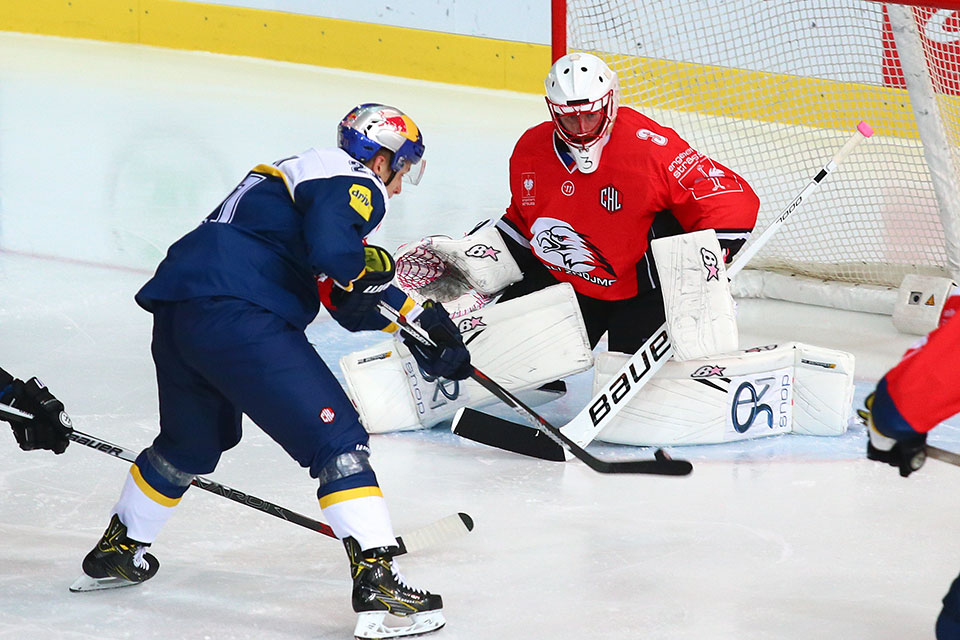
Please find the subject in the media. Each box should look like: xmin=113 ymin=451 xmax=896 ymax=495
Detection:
xmin=136 ymin=148 xmax=397 ymax=330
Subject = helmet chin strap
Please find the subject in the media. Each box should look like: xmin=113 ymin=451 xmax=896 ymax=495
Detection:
xmin=383 ymin=169 xmax=399 ymax=187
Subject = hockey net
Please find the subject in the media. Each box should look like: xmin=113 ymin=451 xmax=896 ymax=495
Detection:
xmin=560 ymin=0 xmax=960 ymax=313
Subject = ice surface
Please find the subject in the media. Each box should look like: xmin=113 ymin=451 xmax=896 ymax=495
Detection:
xmin=1 ymin=32 xmax=958 ymax=640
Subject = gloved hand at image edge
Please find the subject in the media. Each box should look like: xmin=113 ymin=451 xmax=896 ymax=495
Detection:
xmin=0 ymin=377 xmax=73 ymax=454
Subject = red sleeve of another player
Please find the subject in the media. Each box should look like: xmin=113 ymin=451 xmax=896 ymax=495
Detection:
xmin=884 ymin=310 xmax=960 ymax=433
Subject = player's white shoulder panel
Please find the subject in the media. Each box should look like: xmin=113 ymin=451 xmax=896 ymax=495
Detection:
xmin=276 ymin=147 xmax=388 ymax=202
xmin=593 ymin=342 xmax=854 ymax=446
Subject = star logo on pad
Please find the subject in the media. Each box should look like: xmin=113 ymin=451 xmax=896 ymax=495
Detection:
xmin=465 ymin=244 xmax=500 ymax=261
xmin=457 ymin=316 xmax=487 ymax=334
xmin=700 ymin=247 xmax=721 ymax=282
xmin=691 ymin=365 xmax=726 ymax=378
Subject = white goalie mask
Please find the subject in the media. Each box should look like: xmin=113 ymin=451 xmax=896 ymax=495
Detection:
xmin=544 ymin=52 xmax=620 ymax=174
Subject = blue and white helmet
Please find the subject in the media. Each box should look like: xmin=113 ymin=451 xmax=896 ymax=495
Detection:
xmin=338 ymin=103 xmax=426 ymax=184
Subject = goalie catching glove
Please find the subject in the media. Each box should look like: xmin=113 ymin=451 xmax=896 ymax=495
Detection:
xmin=0 ymin=375 xmax=73 ymax=454
xmin=402 ymin=302 xmax=472 ymax=381
xmin=394 ymin=223 xmax=522 ymax=303
xmin=320 ymin=245 xmax=397 ymax=332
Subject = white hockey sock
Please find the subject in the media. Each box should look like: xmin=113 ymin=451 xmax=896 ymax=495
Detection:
xmin=111 ymin=465 xmax=181 ymax=543
xmin=320 ymin=488 xmax=397 ymax=551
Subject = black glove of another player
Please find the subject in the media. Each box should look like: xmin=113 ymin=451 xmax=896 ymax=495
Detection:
xmin=857 ymin=392 xmax=927 ymax=478
xmin=327 ymin=245 xmax=396 ymax=332
xmin=403 ymin=302 xmax=472 ymax=381
xmin=0 ymin=377 xmax=73 ymax=454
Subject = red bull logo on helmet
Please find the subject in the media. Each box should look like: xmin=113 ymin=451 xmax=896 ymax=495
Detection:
xmin=382 ymin=112 xmax=420 ymax=142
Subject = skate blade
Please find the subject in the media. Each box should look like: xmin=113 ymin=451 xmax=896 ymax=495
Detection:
xmin=354 ymin=610 xmax=445 ymax=639
xmin=69 ymin=574 xmax=143 ymax=592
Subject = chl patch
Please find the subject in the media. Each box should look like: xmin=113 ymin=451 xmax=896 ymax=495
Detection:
xmin=348 ymin=184 xmax=373 ymax=220
xmin=319 ymin=407 xmax=336 ymax=423
xmin=599 ymin=184 xmax=622 ymax=212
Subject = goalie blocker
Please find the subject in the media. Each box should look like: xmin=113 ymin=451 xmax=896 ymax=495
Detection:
xmin=341 ymin=283 xmax=592 ymax=432
xmin=592 ymin=342 xmax=855 ymax=446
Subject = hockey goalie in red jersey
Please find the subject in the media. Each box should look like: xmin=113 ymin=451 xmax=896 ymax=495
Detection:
xmin=488 ymin=52 xmax=759 ymax=352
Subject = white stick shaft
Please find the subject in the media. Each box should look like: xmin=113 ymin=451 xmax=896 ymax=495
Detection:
xmin=727 ymin=124 xmax=872 ymax=278
xmin=560 ymin=122 xmax=873 ymax=449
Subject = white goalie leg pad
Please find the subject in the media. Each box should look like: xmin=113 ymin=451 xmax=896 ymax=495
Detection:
xmin=395 ymin=223 xmax=522 ymax=303
xmin=592 ymin=342 xmax=855 ymax=446
xmin=651 ymin=228 xmax=738 ymax=360
xmin=341 ymin=283 xmax=592 ymax=432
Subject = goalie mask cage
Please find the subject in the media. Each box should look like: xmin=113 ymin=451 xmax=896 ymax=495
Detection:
xmin=554 ymin=0 xmax=960 ymax=313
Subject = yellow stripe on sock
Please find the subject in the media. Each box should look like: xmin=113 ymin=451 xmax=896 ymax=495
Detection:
xmin=318 ymin=486 xmax=383 ymax=509
xmin=130 ymin=464 xmax=182 ymax=508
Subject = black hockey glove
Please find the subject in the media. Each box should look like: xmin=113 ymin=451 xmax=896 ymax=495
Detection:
xmin=327 ymin=245 xmax=396 ymax=332
xmin=858 ymin=392 xmax=927 ymax=478
xmin=0 ymin=377 xmax=73 ymax=454
xmin=403 ymin=301 xmax=472 ymax=381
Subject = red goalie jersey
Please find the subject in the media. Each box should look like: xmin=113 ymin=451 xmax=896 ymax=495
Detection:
xmin=500 ymin=106 xmax=760 ymax=301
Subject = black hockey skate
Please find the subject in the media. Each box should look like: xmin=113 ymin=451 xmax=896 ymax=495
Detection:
xmin=69 ymin=514 xmax=159 ymax=592
xmin=344 ymin=536 xmax=445 ymax=639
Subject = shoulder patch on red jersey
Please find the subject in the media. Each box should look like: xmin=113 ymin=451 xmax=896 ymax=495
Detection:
xmin=670 ymin=149 xmax=744 ymax=200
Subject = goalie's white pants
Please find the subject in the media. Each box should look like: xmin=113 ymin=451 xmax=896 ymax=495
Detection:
xmin=593 ymin=342 xmax=855 ymax=446
xmin=342 ymin=283 xmax=593 ymax=432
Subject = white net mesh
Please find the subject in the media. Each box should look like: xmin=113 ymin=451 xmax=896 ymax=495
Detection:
xmin=566 ymin=0 xmax=960 ymax=292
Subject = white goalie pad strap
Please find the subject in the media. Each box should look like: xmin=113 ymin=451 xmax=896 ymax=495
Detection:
xmin=395 ymin=225 xmax=522 ymax=302
xmin=591 ymin=342 xmax=854 ymax=446
xmin=892 ymin=274 xmax=957 ymax=336
xmin=651 ymin=229 xmax=738 ymax=361
xmin=341 ymin=283 xmax=592 ymax=432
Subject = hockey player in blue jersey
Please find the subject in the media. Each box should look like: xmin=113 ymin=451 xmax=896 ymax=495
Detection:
xmin=71 ymin=104 xmax=470 ymax=639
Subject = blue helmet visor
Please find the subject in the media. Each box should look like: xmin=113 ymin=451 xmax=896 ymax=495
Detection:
xmin=392 ymin=137 xmax=426 ymax=185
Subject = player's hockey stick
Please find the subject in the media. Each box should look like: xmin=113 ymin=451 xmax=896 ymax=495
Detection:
xmin=378 ymin=301 xmax=692 ymax=475
xmin=927 ymin=445 xmax=960 ymax=467
xmin=0 ymin=403 xmax=472 ymax=555
xmin=452 ymin=121 xmax=875 ymax=460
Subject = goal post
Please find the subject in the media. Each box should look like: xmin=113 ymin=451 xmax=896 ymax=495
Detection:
xmin=553 ymin=0 xmax=960 ymax=314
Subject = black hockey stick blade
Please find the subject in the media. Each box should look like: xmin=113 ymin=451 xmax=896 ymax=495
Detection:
xmin=453 ymin=408 xmax=692 ymax=475
xmin=577 ymin=445 xmax=692 ymax=475
xmin=453 ymin=407 xmax=567 ymax=462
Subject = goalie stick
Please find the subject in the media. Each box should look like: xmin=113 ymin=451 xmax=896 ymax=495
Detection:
xmin=0 ymin=404 xmax=472 ymax=555
xmin=452 ymin=121 xmax=876 ymax=461
xmin=378 ymin=301 xmax=692 ymax=475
